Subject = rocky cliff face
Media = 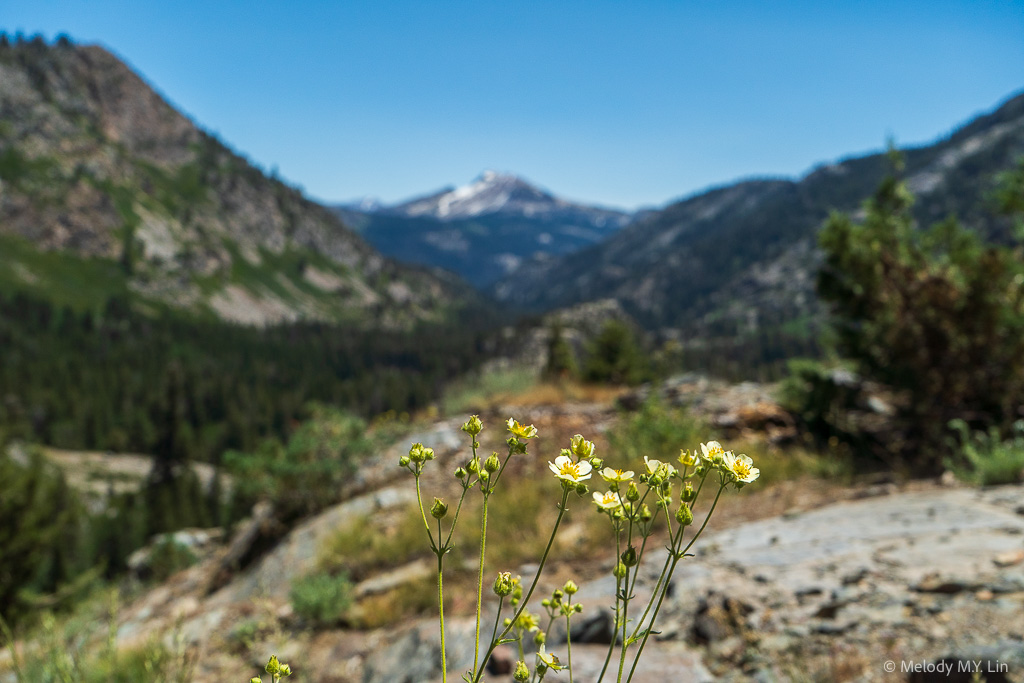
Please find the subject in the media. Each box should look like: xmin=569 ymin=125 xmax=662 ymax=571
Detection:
xmin=492 ymin=92 xmax=1024 ymax=341
xmin=0 ymin=37 xmax=465 ymax=326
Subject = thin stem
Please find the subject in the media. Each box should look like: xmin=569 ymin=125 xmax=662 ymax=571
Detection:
xmin=437 ymin=518 xmax=448 ymax=683
xmin=473 ymin=492 xmax=490 ymax=675
xmin=596 ymin=520 xmax=623 ymax=683
xmin=442 ymin=483 xmax=471 ymax=551
xmin=566 ymin=610 xmax=575 ymax=683
xmin=627 ymin=541 xmax=673 ymax=643
xmin=488 ymin=596 xmax=506 ymax=653
xmin=625 ymin=484 xmax=726 ymax=683
xmin=472 ymin=488 xmax=571 ymax=683
xmin=414 ymin=474 xmax=434 ymax=547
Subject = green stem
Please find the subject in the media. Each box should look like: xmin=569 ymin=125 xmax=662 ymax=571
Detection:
xmin=566 ymin=611 xmax=575 ymax=683
xmin=414 ymin=474 xmax=434 ymax=547
xmin=472 ymin=488 xmax=570 ymax=683
xmin=437 ymin=519 xmax=448 ymax=683
xmin=627 ymin=541 xmax=673 ymax=643
xmin=625 ymin=484 xmax=726 ymax=683
xmin=596 ymin=521 xmax=623 ymax=683
xmin=473 ymin=492 xmax=490 ymax=675
xmin=442 ymin=484 xmax=471 ymax=550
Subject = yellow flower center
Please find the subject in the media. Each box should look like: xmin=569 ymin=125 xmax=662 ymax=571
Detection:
xmin=732 ymin=461 xmax=751 ymax=478
xmin=559 ymin=462 xmax=582 ymax=478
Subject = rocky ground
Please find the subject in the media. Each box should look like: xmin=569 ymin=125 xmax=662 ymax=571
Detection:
xmin=3 ymin=384 xmax=1023 ymax=683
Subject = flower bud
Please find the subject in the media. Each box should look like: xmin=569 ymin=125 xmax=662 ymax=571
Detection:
xmin=552 ymin=588 xmax=564 ymax=602
xmin=251 ymin=679 xmax=262 ymax=683
xmin=484 ymin=453 xmax=501 ymax=472
xmin=399 ymin=455 xmax=411 ymax=467
xmin=682 ymin=482 xmax=695 ymax=502
xmin=408 ymin=443 xmax=426 ymax=463
xmin=639 ymin=503 xmax=652 ymax=522
xmin=479 ymin=469 xmax=490 ymax=483
xmin=574 ymin=482 xmax=589 ymax=496
xmin=430 ymin=497 xmax=449 ymax=519
xmin=493 ymin=571 xmax=514 ymax=596
xmin=590 ymin=457 xmax=604 ymax=469
xmin=422 ymin=446 xmax=435 ymax=461
xmin=266 ymin=655 xmax=281 ymax=674
xmin=613 ymin=561 xmax=628 ymax=579
xmin=462 ymin=414 xmax=483 ymax=436
xmin=534 ymin=630 xmax=546 ymax=646
xmin=676 ymin=503 xmax=693 ymax=526
xmin=621 ymin=545 xmax=639 ymax=567
xmin=678 ymin=448 xmax=698 ymax=467
xmin=626 ymin=481 xmax=640 ymax=502
xmin=514 ymin=660 xmax=530 ymax=681
xmin=455 ymin=467 xmax=467 ymax=479
xmin=563 ymin=580 xmax=579 ymax=595
xmin=279 ymin=664 xmax=292 ymax=677
xmin=574 ymin=603 xmax=583 ymax=613
xmin=570 ymin=434 xmax=595 ymax=459
xmin=467 ymin=458 xmax=480 ymax=474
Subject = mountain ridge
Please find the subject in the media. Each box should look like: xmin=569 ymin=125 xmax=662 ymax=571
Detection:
xmin=0 ymin=36 xmax=469 ymax=327
xmin=333 ymin=170 xmax=633 ymax=287
xmin=491 ymin=90 xmax=1024 ymax=347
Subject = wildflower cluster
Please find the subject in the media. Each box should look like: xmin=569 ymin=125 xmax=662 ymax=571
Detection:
xmin=396 ymin=415 xmax=757 ymax=683
xmin=583 ymin=440 xmax=758 ymax=681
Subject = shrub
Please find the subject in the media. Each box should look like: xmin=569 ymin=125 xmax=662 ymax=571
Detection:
xmin=225 ymin=404 xmax=372 ymax=522
xmin=947 ymin=419 xmax=1024 ymax=486
xmin=607 ymin=394 xmax=703 ymax=465
xmin=817 ymin=154 xmax=1024 ymax=472
xmin=288 ymin=571 xmax=353 ymax=627
xmin=146 ymin=537 xmax=199 ymax=582
xmin=583 ymin=319 xmax=650 ymax=386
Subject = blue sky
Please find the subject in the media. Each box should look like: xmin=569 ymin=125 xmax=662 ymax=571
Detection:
xmin=4 ymin=1 xmax=1023 ymax=210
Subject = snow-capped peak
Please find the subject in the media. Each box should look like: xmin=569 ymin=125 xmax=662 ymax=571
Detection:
xmin=393 ymin=171 xmax=560 ymax=220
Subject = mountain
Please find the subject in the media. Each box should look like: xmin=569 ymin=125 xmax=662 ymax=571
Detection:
xmin=0 ymin=36 xmax=468 ymax=327
xmin=334 ymin=171 xmax=632 ymax=287
xmin=492 ymin=91 xmax=1024 ymax=347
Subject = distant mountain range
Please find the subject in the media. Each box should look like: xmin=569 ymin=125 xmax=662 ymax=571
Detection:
xmin=333 ymin=171 xmax=633 ymax=287
xmin=492 ymin=91 xmax=1024 ymax=347
xmin=3 ymin=35 xmax=1021 ymax=356
xmin=0 ymin=37 xmax=469 ymax=327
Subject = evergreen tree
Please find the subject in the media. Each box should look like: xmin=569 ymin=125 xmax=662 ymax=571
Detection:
xmin=817 ymin=152 xmax=1024 ymax=471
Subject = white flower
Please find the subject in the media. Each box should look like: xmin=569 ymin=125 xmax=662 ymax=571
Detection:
xmin=592 ymin=490 xmax=623 ymax=510
xmin=507 ymin=417 xmax=538 ymax=439
xmin=722 ymin=451 xmax=759 ymax=484
xmin=643 ymin=455 xmax=676 ymax=480
xmin=600 ymin=467 xmax=634 ymax=483
xmin=700 ymin=441 xmax=726 ymax=463
xmin=548 ymin=455 xmax=593 ymax=484
xmin=643 ymin=456 xmax=663 ymax=475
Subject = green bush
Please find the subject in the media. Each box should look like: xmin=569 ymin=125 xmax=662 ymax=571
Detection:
xmin=583 ymin=319 xmax=650 ymax=386
xmin=225 ymin=404 xmax=372 ymax=522
xmin=146 ymin=538 xmax=199 ymax=582
xmin=947 ymin=419 xmax=1024 ymax=486
xmin=817 ymin=153 xmax=1024 ymax=472
xmin=289 ymin=571 xmax=353 ymax=627
xmin=608 ymin=394 xmax=703 ymax=465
